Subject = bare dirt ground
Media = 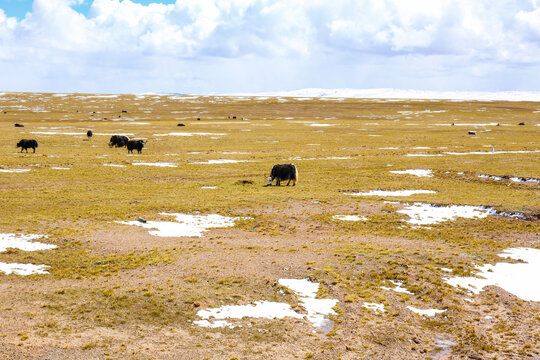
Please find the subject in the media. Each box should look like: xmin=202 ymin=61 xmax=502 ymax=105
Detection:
xmin=0 ymin=201 xmax=538 ymax=359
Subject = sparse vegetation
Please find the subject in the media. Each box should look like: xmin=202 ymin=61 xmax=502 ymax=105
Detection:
xmin=0 ymin=92 xmax=538 ymax=359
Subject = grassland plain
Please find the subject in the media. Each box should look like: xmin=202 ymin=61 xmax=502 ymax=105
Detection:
xmin=0 ymin=92 xmax=538 ymax=359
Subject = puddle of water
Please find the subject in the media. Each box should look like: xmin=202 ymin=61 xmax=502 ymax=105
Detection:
xmin=432 ymin=337 xmax=457 ymax=360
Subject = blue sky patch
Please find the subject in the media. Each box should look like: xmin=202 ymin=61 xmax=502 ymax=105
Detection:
xmin=0 ymin=0 xmax=176 ymax=19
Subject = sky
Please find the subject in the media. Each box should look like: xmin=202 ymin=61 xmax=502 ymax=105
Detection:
xmin=1 ymin=0 xmax=540 ymax=95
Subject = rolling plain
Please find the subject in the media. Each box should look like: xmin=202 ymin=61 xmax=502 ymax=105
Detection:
xmin=0 ymin=92 xmax=539 ymax=359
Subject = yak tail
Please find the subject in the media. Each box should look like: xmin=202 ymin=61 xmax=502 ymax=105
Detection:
xmin=293 ymin=164 xmax=298 ymax=183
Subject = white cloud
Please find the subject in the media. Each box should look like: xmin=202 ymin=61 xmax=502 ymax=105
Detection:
xmin=1 ymin=0 xmax=540 ymax=93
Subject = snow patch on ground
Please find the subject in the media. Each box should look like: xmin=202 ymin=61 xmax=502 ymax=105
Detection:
xmin=154 ymin=132 xmax=227 ymax=136
xmin=445 ymin=150 xmax=540 ymax=155
xmin=332 ymin=215 xmax=369 ymax=221
xmin=479 ymin=174 xmax=539 ymax=183
xmin=397 ymin=203 xmax=491 ymax=225
xmin=195 ymin=278 xmax=338 ymax=331
xmin=117 ymin=213 xmax=248 ymax=237
xmin=0 ymin=263 xmax=51 ymax=275
xmin=362 ymin=302 xmax=385 ymax=313
xmin=381 ymin=280 xmax=414 ymax=295
xmin=405 ymin=153 xmax=443 ymax=157
xmin=192 ymin=159 xmax=250 ymax=164
xmin=0 ymin=169 xmax=31 ymax=173
xmin=407 ymin=306 xmax=447 ymax=317
xmin=132 ymin=162 xmax=177 ymax=167
xmin=445 ymin=248 xmax=540 ymax=301
xmin=347 ymin=190 xmax=436 ymax=197
xmin=390 ymin=169 xmax=433 ymax=177
xmin=0 ymin=234 xmax=56 ymax=276
xmin=0 ymin=233 xmax=57 ymax=252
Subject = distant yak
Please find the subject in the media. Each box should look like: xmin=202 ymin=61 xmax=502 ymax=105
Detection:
xmin=17 ymin=139 xmax=38 ymax=153
xmin=109 ymin=135 xmax=129 ymax=148
xmin=266 ymin=164 xmax=298 ymax=186
xmin=14 ymin=123 xmax=24 ymax=127
xmin=127 ymin=139 xmax=145 ymax=154
xmin=87 ymin=130 xmax=93 ymax=139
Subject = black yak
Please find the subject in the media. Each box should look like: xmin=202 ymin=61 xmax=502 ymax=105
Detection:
xmin=266 ymin=164 xmax=298 ymax=186
xmin=109 ymin=135 xmax=129 ymax=148
xmin=127 ymin=139 xmax=145 ymax=154
xmin=17 ymin=139 xmax=38 ymax=153
xmin=87 ymin=130 xmax=93 ymax=139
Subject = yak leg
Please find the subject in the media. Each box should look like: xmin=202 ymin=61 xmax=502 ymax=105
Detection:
xmin=33 ymin=147 xmax=35 ymax=153
xmin=286 ymin=178 xmax=291 ymax=186
xmin=276 ymin=179 xmax=281 ymax=186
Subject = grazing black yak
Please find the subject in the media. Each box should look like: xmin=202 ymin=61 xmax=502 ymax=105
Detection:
xmin=127 ymin=139 xmax=145 ymax=154
xmin=87 ymin=130 xmax=93 ymax=139
xmin=17 ymin=139 xmax=38 ymax=153
xmin=14 ymin=123 xmax=24 ymax=127
xmin=266 ymin=164 xmax=298 ymax=186
xmin=109 ymin=135 xmax=129 ymax=148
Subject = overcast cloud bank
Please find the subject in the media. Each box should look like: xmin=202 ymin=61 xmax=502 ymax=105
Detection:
xmin=1 ymin=0 xmax=540 ymax=93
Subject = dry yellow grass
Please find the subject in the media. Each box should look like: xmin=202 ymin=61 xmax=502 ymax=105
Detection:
xmin=0 ymin=92 xmax=538 ymax=359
